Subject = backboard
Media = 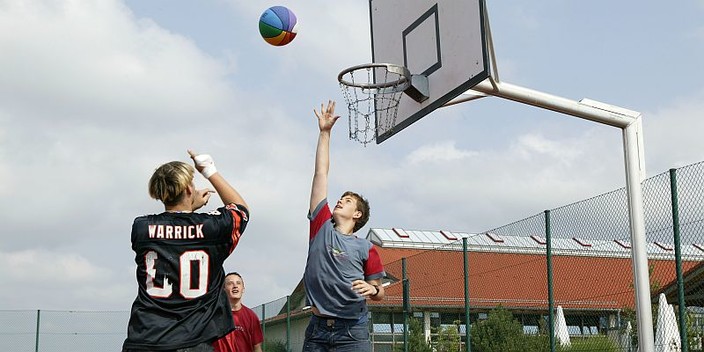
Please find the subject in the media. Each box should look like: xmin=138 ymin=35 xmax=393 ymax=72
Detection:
xmin=369 ymin=0 xmax=489 ymax=143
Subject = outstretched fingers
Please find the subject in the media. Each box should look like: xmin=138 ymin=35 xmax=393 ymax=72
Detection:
xmin=314 ymin=101 xmax=337 ymax=118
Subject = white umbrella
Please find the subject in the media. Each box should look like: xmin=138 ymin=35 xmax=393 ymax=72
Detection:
xmin=625 ymin=321 xmax=633 ymax=349
xmin=655 ymin=293 xmax=681 ymax=352
xmin=555 ymin=305 xmax=571 ymax=347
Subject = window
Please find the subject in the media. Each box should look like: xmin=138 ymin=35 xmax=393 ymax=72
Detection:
xmin=615 ymin=239 xmax=631 ymax=249
xmin=486 ymin=232 xmax=504 ymax=243
xmin=372 ymin=312 xmax=392 ymax=334
xmin=371 ymin=311 xmax=405 ymax=351
xmin=392 ymin=313 xmax=404 ymax=335
xmin=567 ymin=326 xmax=582 ymax=336
xmin=440 ymin=230 xmax=458 ymax=240
xmin=518 ymin=313 xmax=542 ymax=335
xmin=655 ymin=241 xmax=673 ymax=251
xmin=430 ymin=312 xmax=441 ymax=331
xmin=392 ymin=228 xmax=410 ymax=238
xmin=440 ymin=312 xmax=463 ymax=325
xmin=573 ymin=237 xmax=592 ymax=247
xmin=531 ymin=235 xmax=546 ymax=245
xmin=523 ymin=325 xmax=539 ymax=335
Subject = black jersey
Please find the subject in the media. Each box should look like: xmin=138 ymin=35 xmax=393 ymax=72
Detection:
xmin=122 ymin=204 xmax=249 ymax=351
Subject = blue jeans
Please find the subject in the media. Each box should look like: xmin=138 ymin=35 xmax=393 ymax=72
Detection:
xmin=302 ymin=315 xmax=371 ymax=352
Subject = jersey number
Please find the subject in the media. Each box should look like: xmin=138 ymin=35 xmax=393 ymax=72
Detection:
xmin=145 ymin=250 xmax=209 ymax=299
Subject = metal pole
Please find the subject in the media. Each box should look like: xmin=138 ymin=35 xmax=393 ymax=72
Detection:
xmin=286 ymin=295 xmax=291 ymax=352
xmin=546 ymin=210 xmax=555 ymax=352
xmin=261 ymin=304 xmax=266 ymax=348
xmin=670 ymin=168 xmax=689 ymax=352
xmin=402 ymin=258 xmax=409 ymax=352
xmin=35 ymin=309 xmax=40 ymax=352
xmin=463 ymin=237 xmax=471 ymax=352
xmin=623 ymin=121 xmax=655 ymax=351
xmin=471 ymin=81 xmax=634 ymax=129
xmin=466 ymin=79 xmax=654 ymax=352
xmin=615 ymin=122 xmax=652 ymax=351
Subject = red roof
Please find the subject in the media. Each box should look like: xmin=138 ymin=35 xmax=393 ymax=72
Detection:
xmin=371 ymin=245 xmax=698 ymax=311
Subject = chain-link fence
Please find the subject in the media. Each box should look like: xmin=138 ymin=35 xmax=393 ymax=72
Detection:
xmin=373 ymin=162 xmax=704 ymax=352
xmin=4 ymin=163 xmax=704 ymax=351
xmin=0 ymin=310 xmax=127 ymax=352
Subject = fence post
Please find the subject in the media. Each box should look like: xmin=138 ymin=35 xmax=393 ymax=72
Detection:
xmin=669 ymin=168 xmax=688 ymax=352
xmin=546 ymin=210 xmax=555 ymax=352
xmin=35 ymin=309 xmax=40 ymax=352
xmin=261 ymin=304 xmax=266 ymax=348
xmin=286 ymin=295 xmax=291 ymax=352
xmin=402 ymin=257 xmax=409 ymax=352
xmin=463 ymin=237 xmax=471 ymax=352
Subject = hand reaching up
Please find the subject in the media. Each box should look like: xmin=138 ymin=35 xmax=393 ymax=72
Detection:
xmin=314 ymin=100 xmax=340 ymax=132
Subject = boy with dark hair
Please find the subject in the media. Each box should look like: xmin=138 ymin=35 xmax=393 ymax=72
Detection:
xmin=303 ymin=101 xmax=385 ymax=352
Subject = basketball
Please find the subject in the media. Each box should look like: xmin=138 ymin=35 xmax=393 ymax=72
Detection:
xmin=258 ymin=6 xmax=298 ymax=47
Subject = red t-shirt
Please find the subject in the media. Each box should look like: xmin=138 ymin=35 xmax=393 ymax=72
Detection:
xmin=213 ymin=305 xmax=263 ymax=352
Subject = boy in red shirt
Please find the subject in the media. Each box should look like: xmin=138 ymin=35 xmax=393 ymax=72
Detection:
xmin=213 ymin=272 xmax=263 ymax=352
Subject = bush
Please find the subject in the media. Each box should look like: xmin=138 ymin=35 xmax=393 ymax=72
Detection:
xmin=435 ymin=321 xmax=462 ymax=352
xmin=470 ymin=306 xmax=533 ymax=352
xmin=524 ymin=333 xmax=550 ymax=351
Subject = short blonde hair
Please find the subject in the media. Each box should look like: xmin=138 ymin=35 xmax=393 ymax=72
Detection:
xmin=148 ymin=161 xmax=194 ymax=206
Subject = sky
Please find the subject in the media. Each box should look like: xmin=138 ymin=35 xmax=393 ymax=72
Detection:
xmin=1 ymin=0 xmax=703 ymax=312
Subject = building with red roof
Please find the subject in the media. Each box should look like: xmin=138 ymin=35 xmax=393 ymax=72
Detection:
xmin=261 ymin=228 xmax=703 ymax=351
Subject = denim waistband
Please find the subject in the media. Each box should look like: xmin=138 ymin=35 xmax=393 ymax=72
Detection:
xmin=311 ymin=314 xmax=367 ymax=328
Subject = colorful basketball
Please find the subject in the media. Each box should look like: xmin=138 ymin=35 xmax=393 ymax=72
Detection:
xmin=259 ymin=6 xmax=298 ymax=47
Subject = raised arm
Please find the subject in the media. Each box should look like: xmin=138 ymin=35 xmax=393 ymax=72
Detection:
xmin=310 ymin=101 xmax=339 ymax=214
xmin=188 ymin=150 xmax=249 ymax=211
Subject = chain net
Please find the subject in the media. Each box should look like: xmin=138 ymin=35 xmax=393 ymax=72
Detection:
xmin=338 ymin=64 xmax=410 ymax=146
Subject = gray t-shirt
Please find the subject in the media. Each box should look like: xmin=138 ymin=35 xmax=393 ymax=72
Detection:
xmin=303 ymin=199 xmax=385 ymax=319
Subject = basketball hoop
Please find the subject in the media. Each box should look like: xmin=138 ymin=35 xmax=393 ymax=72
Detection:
xmin=338 ymin=63 xmax=411 ymax=146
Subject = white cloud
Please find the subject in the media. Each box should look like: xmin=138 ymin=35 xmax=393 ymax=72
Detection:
xmin=0 ymin=0 xmax=703 ymax=314
xmin=1 ymin=249 xmax=109 ymax=282
xmin=0 ymin=0 xmax=237 ymax=125
xmin=360 ymin=126 xmax=624 ymax=232
xmin=643 ymin=89 xmax=704 ymax=172
xmin=406 ymin=141 xmax=478 ymax=164
xmin=0 ymin=0 xmax=314 ymax=310
xmin=0 ymin=248 xmax=135 ymax=310
xmin=513 ymin=133 xmax=582 ymax=164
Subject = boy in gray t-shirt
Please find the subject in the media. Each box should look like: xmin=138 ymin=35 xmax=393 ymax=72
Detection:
xmin=303 ymin=100 xmax=385 ymax=352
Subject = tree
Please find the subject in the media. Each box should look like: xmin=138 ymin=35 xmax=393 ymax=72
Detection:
xmin=435 ymin=320 xmax=462 ymax=352
xmin=470 ymin=306 xmax=528 ymax=352
xmin=395 ymin=317 xmax=433 ymax=352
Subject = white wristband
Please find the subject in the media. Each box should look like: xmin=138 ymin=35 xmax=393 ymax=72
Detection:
xmin=201 ymin=164 xmax=217 ymax=179
xmin=193 ymin=154 xmax=217 ymax=178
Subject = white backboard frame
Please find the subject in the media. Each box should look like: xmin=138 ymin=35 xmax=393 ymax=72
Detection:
xmin=370 ymin=0 xmax=490 ymax=143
